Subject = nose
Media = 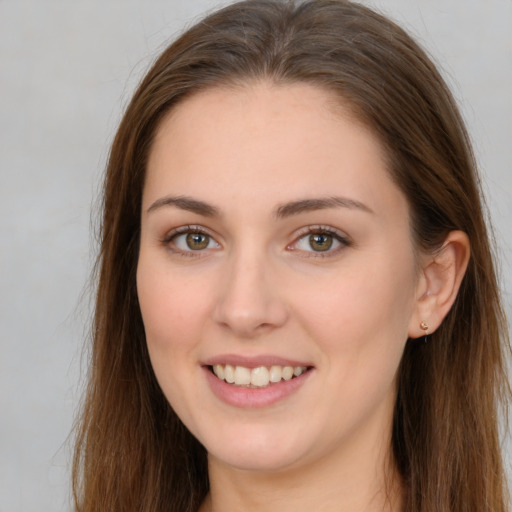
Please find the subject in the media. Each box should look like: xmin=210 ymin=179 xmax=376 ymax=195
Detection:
xmin=213 ymin=249 xmax=289 ymax=338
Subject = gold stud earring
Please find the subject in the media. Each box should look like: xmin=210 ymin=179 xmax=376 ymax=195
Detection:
xmin=419 ymin=321 xmax=429 ymax=343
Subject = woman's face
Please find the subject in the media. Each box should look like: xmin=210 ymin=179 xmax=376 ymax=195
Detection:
xmin=137 ymin=82 xmax=424 ymax=473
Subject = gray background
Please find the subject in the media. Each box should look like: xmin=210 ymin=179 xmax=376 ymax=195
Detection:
xmin=1 ymin=1 xmax=510 ymax=511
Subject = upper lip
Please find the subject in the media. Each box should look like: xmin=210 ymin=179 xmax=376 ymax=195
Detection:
xmin=202 ymin=354 xmax=313 ymax=369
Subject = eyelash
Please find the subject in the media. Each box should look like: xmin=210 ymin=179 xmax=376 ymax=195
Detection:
xmin=161 ymin=225 xmax=351 ymax=257
xmin=288 ymin=226 xmax=351 ymax=258
xmin=162 ymin=225 xmax=219 ymax=257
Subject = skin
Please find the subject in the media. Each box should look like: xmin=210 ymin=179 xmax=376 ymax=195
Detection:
xmin=136 ymin=82 xmax=469 ymax=512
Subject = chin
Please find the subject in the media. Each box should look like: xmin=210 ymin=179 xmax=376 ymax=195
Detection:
xmin=209 ymin=445 xmax=306 ymax=473
xmin=197 ymin=422 xmax=319 ymax=473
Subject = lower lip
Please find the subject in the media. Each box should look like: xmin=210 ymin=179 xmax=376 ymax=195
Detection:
xmin=203 ymin=367 xmax=312 ymax=408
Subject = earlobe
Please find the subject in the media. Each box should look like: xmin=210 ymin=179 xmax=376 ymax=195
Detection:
xmin=408 ymin=230 xmax=470 ymax=339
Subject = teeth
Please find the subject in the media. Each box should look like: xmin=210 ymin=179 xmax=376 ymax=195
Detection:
xmin=224 ymin=364 xmax=235 ymax=383
xmin=213 ymin=364 xmax=224 ymax=380
xmin=269 ymin=365 xmax=282 ymax=383
xmin=293 ymin=366 xmax=304 ymax=377
xmin=282 ymin=366 xmax=294 ymax=380
xmin=251 ymin=366 xmax=269 ymax=387
xmin=211 ymin=364 xmax=307 ymax=387
xmin=234 ymin=366 xmax=251 ymax=385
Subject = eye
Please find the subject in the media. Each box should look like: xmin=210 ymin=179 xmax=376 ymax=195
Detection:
xmin=165 ymin=226 xmax=221 ymax=254
xmin=290 ymin=227 xmax=350 ymax=255
xmin=179 ymin=232 xmax=211 ymax=251
xmin=304 ymin=233 xmax=335 ymax=252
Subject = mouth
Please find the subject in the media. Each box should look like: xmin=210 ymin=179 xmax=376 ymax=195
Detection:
xmin=209 ymin=364 xmax=311 ymax=388
xmin=203 ymin=357 xmax=314 ymax=408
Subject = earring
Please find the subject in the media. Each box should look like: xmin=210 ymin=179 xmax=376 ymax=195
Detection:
xmin=419 ymin=321 xmax=429 ymax=344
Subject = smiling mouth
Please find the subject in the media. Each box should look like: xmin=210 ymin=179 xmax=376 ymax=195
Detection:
xmin=210 ymin=364 xmax=310 ymax=388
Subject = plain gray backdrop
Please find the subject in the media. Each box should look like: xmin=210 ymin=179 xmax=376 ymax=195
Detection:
xmin=1 ymin=1 xmax=511 ymax=511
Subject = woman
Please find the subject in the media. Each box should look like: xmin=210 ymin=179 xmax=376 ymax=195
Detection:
xmin=72 ymin=1 xmax=510 ymax=511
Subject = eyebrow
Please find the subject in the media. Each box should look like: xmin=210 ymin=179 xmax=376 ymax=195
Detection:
xmin=146 ymin=194 xmax=373 ymax=218
xmin=147 ymin=195 xmax=220 ymax=216
xmin=274 ymin=196 xmax=374 ymax=218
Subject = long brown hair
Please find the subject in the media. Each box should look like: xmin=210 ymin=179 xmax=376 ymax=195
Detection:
xmin=73 ymin=1 xmax=510 ymax=510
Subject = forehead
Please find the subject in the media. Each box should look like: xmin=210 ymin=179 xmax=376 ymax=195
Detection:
xmin=144 ymin=81 xmax=406 ymax=223
xmin=150 ymin=81 xmax=370 ymax=160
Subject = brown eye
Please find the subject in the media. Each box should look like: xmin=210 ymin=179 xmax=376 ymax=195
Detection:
xmin=168 ymin=229 xmax=220 ymax=253
xmin=291 ymin=228 xmax=349 ymax=256
xmin=309 ymin=233 xmax=333 ymax=251
xmin=185 ymin=233 xmax=210 ymax=250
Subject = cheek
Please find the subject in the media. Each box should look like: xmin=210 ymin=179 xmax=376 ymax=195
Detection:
xmin=136 ymin=259 xmax=210 ymax=352
xmin=136 ymin=256 xmax=213 ymax=419
xmin=291 ymin=249 xmax=417 ymax=366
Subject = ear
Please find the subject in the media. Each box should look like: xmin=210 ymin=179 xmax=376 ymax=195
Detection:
xmin=408 ymin=230 xmax=470 ymax=339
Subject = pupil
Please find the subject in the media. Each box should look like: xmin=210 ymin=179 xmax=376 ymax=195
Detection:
xmin=310 ymin=233 xmax=332 ymax=251
xmin=186 ymin=233 xmax=209 ymax=250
